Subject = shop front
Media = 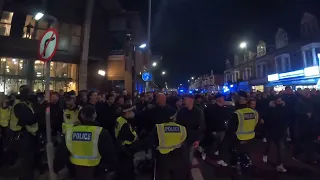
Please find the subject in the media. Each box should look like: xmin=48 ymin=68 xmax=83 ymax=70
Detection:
xmin=0 ymin=57 xmax=78 ymax=94
xmin=267 ymin=66 xmax=320 ymax=91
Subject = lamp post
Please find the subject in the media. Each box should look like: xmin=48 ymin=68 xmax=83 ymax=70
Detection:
xmin=34 ymin=12 xmax=58 ymax=180
xmin=162 ymin=71 xmax=166 ymax=75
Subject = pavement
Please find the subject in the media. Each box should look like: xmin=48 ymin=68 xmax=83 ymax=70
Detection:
xmin=0 ymin=139 xmax=320 ymax=180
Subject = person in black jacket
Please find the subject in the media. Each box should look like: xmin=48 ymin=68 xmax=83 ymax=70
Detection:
xmin=262 ymin=96 xmax=287 ymax=172
xmin=176 ymin=94 xmax=205 ymax=163
xmin=203 ymin=93 xmax=229 ymax=166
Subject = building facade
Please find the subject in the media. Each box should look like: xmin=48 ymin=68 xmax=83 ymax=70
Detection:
xmin=188 ymin=70 xmax=224 ymax=92
xmin=0 ymin=0 xmax=147 ymax=94
xmin=224 ymin=12 xmax=320 ymax=92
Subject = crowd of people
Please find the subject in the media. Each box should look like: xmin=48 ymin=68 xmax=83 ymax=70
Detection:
xmin=0 ymin=85 xmax=319 ymax=180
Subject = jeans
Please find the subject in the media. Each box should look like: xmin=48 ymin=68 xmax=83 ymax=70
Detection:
xmin=264 ymin=137 xmax=284 ymax=165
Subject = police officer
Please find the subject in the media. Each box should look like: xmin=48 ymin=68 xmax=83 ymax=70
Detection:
xmin=114 ymin=104 xmax=137 ymax=180
xmin=62 ymin=95 xmax=80 ymax=134
xmin=129 ymin=106 xmax=189 ymax=180
xmin=226 ymin=92 xmax=258 ymax=172
xmin=0 ymin=95 xmax=11 ymax=163
xmin=54 ymin=105 xmax=118 ymax=180
xmin=9 ymin=85 xmax=38 ymax=180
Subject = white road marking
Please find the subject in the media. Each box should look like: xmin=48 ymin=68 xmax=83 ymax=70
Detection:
xmin=191 ymin=158 xmax=204 ymax=180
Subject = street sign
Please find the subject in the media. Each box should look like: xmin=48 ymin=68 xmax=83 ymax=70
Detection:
xmin=38 ymin=28 xmax=59 ymax=62
xmin=142 ymin=72 xmax=152 ymax=81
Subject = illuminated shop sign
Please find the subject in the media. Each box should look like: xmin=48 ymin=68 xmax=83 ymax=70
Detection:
xmin=267 ymin=66 xmax=320 ymax=82
xmin=268 ymin=74 xmax=279 ymax=82
xmin=279 ymin=70 xmax=304 ymax=79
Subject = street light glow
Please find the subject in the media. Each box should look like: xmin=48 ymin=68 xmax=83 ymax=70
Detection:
xmin=139 ymin=43 xmax=147 ymax=48
xmin=34 ymin=12 xmax=44 ymax=20
xmin=239 ymin=42 xmax=247 ymax=49
xmin=162 ymin=71 xmax=166 ymax=75
xmin=98 ymin=70 xmax=106 ymax=76
xmin=191 ymin=77 xmax=194 ymax=80
xmin=188 ymin=80 xmax=190 ymax=82
xmin=180 ymin=84 xmax=182 ymax=86
xmin=152 ymin=62 xmax=157 ymax=67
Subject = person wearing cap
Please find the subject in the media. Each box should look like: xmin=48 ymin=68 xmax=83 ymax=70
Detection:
xmin=114 ymin=104 xmax=137 ymax=180
xmin=176 ymin=94 xmax=205 ymax=164
xmin=9 ymin=85 xmax=38 ymax=180
xmin=62 ymin=95 xmax=81 ymax=134
xmin=129 ymin=106 xmax=189 ymax=180
xmin=54 ymin=105 xmax=118 ymax=180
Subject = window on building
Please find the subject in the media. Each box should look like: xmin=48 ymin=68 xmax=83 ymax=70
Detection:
xmin=275 ymin=57 xmax=282 ymax=73
xmin=256 ymin=65 xmax=261 ymax=78
xmin=34 ymin=60 xmax=44 ymax=77
xmin=23 ymin=15 xmax=48 ymax=39
xmin=234 ymin=71 xmax=240 ymax=82
xmin=283 ymin=57 xmax=290 ymax=72
xmin=305 ymin=50 xmax=313 ymax=67
xmin=316 ymin=48 xmax=320 ymax=65
xmin=0 ymin=11 xmax=14 ymax=36
xmin=262 ymin=64 xmax=267 ymax=77
xmin=71 ymin=25 xmax=81 ymax=46
xmin=56 ymin=62 xmax=68 ymax=78
xmin=246 ymin=68 xmax=251 ymax=79
xmin=275 ymin=28 xmax=288 ymax=49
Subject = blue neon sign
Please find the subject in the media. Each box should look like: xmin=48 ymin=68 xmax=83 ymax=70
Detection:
xmin=142 ymin=72 xmax=152 ymax=81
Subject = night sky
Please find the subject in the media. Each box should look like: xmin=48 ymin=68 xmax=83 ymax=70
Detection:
xmin=120 ymin=0 xmax=320 ymax=88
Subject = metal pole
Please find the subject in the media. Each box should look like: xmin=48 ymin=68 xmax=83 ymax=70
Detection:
xmin=79 ymin=0 xmax=94 ymax=90
xmin=45 ymin=17 xmax=58 ymax=180
xmin=145 ymin=0 xmax=152 ymax=92
xmin=132 ymin=46 xmax=136 ymax=101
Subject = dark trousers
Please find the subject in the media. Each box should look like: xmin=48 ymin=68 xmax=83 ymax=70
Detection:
xmin=204 ymin=132 xmax=225 ymax=157
xmin=155 ymin=159 xmax=189 ymax=180
xmin=116 ymin=156 xmax=135 ymax=180
xmin=264 ymin=137 xmax=283 ymax=165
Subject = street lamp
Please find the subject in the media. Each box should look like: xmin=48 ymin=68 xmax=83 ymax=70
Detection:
xmin=162 ymin=71 xmax=166 ymax=75
xmin=98 ymin=70 xmax=106 ymax=76
xmin=139 ymin=43 xmax=147 ymax=49
xmin=239 ymin=42 xmax=247 ymax=49
xmin=152 ymin=62 xmax=157 ymax=67
xmin=34 ymin=12 xmax=44 ymax=20
xmin=191 ymin=77 xmax=194 ymax=80
xmin=180 ymin=84 xmax=182 ymax=86
xmin=188 ymin=80 xmax=190 ymax=82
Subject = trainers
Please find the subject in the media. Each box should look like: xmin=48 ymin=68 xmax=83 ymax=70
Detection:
xmin=262 ymin=138 xmax=267 ymax=143
xmin=262 ymin=155 xmax=268 ymax=163
xmin=198 ymin=146 xmax=204 ymax=153
xmin=276 ymin=164 xmax=287 ymax=172
xmin=214 ymin=151 xmax=220 ymax=156
xmin=217 ymin=160 xmax=228 ymax=167
xmin=201 ymin=153 xmax=206 ymax=160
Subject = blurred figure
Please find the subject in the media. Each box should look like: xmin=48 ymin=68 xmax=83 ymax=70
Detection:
xmin=203 ymin=93 xmax=228 ymax=166
xmin=129 ymin=107 xmax=190 ymax=180
xmin=62 ymin=95 xmax=80 ymax=134
xmin=115 ymin=104 xmax=137 ymax=180
xmin=54 ymin=105 xmax=119 ymax=180
xmin=9 ymin=85 xmax=38 ymax=180
xmin=263 ymin=96 xmax=287 ymax=172
xmin=177 ymin=94 xmax=205 ymax=164
xmin=50 ymin=92 xmax=64 ymax=136
xmin=0 ymin=95 xmax=11 ymax=164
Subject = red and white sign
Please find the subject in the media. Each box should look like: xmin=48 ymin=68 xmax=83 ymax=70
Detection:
xmin=38 ymin=28 xmax=59 ymax=62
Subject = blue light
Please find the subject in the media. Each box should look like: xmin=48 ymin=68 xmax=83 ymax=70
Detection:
xmin=189 ymin=90 xmax=193 ymax=94
xmin=230 ymin=84 xmax=234 ymax=88
xmin=179 ymin=89 xmax=184 ymax=92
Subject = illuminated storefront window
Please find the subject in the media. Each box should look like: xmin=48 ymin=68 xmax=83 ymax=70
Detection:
xmin=23 ymin=15 xmax=48 ymax=39
xmin=0 ymin=57 xmax=78 ymax=94
xmin=0 ymin=11 xmax=13 ymax=36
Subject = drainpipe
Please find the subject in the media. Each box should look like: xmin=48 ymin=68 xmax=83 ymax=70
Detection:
xmin=79 ymin=0 xmax=94 ymax=90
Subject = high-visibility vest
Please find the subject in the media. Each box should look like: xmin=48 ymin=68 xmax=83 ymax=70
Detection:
xmin=156 ymin=122 xmax=187 ymax=154
xmin=235 ymin=108 xmax=258 ymax=141
xmin=115 ymin=116 xmax=137 ymax=145
xmin=65 ymin=125 xmax=102 ymax=167
xmin=0 ymin=107 xmax=11 ymax=127
xmin=10 ymin=100 xmax=38 ymax=135
xmin=62 ymin=108 xmax=80 ymax=134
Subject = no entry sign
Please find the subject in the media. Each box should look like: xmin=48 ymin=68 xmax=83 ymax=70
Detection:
xmin=38 ymin=28 xmax=59 ymax=62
